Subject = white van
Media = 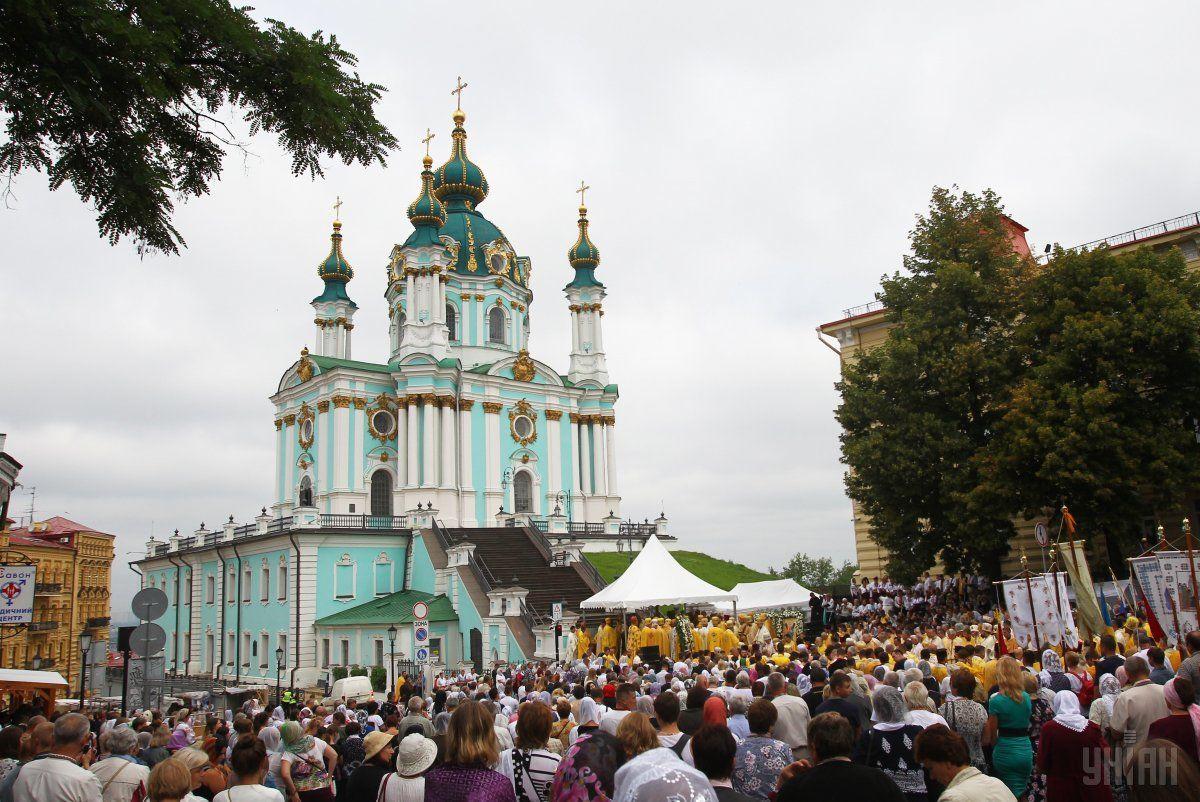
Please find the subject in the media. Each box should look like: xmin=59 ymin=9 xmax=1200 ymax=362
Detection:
xmin=329 ymin=675 xmax=374 ymax=704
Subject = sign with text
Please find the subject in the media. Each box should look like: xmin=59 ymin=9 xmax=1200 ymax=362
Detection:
xmin=0 ymin=565 xmax=36 ymax=624
xmin=414 ymin=617 xmax=430 ymax=664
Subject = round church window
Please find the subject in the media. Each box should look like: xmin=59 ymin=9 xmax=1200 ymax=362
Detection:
xmin=300 ymin=418 xmax=314 ymax=443
xmin=490 ymin=252 xmax=507 ymax=274
xmin=372 ymin=410 xmax=395 ymax=437
xmin=512 ymin=415 xmax=533 ymax=439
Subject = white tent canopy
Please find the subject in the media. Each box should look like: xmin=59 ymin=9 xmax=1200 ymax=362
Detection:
xmin=581 ymin=535 xmax=737 ymax=610
xmin=714 ymin=578 xmax=814 ymax=613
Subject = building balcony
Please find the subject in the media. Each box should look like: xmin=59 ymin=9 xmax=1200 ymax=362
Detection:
xmin=28 ymin=621 xmax=58 ymax=632
xmin=86 ymin=616 xmax=110 ymax=628
xmin=34 ymin=582 xmax=63 ymax=596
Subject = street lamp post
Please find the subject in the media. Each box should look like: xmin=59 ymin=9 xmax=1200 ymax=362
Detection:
xmin=387 ymin=624 xmax=397 ymax=702
xmin=78 ymin=631 xmax=92 ymax=711
xmin=275 ymin=647 xmax=285 ymax=708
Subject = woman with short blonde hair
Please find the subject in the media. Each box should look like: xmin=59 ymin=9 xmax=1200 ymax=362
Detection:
xmin=147 ymin=758 xmax=193 ymax=802
xmin=423 ymin=700 xmax=516 ymax=802
xmin=615 ymin=712 xmax=658 ymax=760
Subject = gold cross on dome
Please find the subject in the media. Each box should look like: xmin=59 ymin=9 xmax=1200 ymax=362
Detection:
xmin=451 ymin=76 xmax=469 ymax=109
xmin=333 ymin=196 xmax=343 ymax=222
xmin=576 ymin=180 xmax=590 ymax=207
xmin=421 ymin=128 xmax=436 ymax=157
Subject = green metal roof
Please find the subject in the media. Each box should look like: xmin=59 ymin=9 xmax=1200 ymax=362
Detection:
xmin=314 ymin=589 xmax=457 ymax=627
xmin=310 ymin=354 xmax=393 ymax=375
xmin=466 ymin=362 xmax=495 ymax=374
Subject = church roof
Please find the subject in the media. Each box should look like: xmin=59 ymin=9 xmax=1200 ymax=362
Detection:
xmin=314 ymin=589 xmax=457 ymax=627
xmin=567 ymin=204 xmax=603 ymax=289
xmin=432 ymin=109 xmax=488 ymax=206
xmin=310 ymin=354 xmax=392 ymax=375
xmin=313 ymin=220 xmax=357 ymax=308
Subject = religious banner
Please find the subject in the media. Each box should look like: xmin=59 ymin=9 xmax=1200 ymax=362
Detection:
xmin=1129 ymin=555 xmax=1169 ymax=632
xmin=1056 ymin=540 xmax=1105 ymax=640
xmin=1001 ymin=573 xmax=1079 ymax=648
xmin=1154 ymin=551 xmax=1200 ymax=643
xmin=1001 ymin=578 xmax=1039 ymax=648
xmin=0 ymin=564 xmax=36 ymax=625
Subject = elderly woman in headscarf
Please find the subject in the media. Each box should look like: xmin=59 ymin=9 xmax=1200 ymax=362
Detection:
xmin=569 ymin=698 xmax=602 ymax=745
xmin=1039 ymin=650 xmax=1077 ymax=696
xmin=279 ymin=719 xmax=338 ymax=802
xmin=1038 ymin=690 xmax=1114 ymax=802
xmin=258 ymin=724 xmax=284 ymax=789
xmin=550 ymin=731 xmax=626 ymax=802
xmin=854 ymin=687 xmax=927 ymax=802
xmin=1149 ymin=676 xmax=1200 ymax=761
xmin=612 ymin=746 xmax=717 ymax=802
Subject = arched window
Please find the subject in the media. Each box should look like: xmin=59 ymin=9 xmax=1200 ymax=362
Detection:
xmin=298 ymin=475 xmax=313 ymax=507
xmin=488 ymin=306 xmax=507 ymax=344
xmin=446 ymin=303 xmax=458 ymax=341
xmin=370 ymin=470 xmax=393 ymax=517
xmin=513 ymin=470 xmax=533 ymax=513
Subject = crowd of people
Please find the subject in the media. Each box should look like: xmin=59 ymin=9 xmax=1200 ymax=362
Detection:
xmin=1 ymin=596 xmax=1198 ymax=802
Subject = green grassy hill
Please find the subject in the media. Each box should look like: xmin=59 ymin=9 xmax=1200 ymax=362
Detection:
xmin=585 ymin=550 xmax=773 ymax=591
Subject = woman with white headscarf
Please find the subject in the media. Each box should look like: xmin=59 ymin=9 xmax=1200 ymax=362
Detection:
xmin=258 ymin=725 xmax=284 ymax=789
xmin=855 ymin=687 xmax=927 ymax=802
xmin=1037 ymin=690 xmax=1113 ymax=802
xmin=1039 ymin=650 xmax=1077 ymax=696
xmin=1087 ymin=674 xmax=1121 ymax=734
xmin=569 ymin=698 xmax=601 ymax=745
xmin=612 ymin=747 xmax=717 ymax=802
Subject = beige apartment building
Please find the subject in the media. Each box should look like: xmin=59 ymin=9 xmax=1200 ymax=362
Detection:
xmin=819 ymin=211 xmax=1200 ymax=579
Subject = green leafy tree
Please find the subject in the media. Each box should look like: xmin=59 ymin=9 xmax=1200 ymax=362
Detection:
xmin=778 ymin=553 xmax=858 ymax=590
xmin=837 ymin=188 xmax=1028 ymax=581
xmin=0 ymin=0 xmax=397 ymax=254
xmin=981 ymin=245 xmax=1200 ymax=562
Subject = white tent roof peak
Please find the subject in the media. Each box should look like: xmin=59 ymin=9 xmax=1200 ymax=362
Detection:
xmin=580 ymin=534 xmax=737 ymax=610
xmin=715 ymin=577 xmax=814 ymax=612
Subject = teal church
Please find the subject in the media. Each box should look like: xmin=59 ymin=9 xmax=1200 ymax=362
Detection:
xmin=133 ymin=102 xmax=673 ymax=692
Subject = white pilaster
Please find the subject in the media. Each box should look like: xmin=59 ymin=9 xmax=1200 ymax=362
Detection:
xmin=569 ymin=415 xmax=583 ymax=497
xmin=396 ymin=399 xmax=409 ymax=487
xmin=274 ymin=419 xmax=284 ymax=506
xmin=440 ymin=400 xmax=456 ymax=489
xmin=546 ymin=412 xmax=562 ymax=502
xmin=406 ymin=402 xmax=419 ymax=488
xmin=486 ymin=404 xmax=501 ymax=492
xmin=422 ymin=398 xmax=437 ymax=488
xmin=333 ymin=400 xmax=349 ymax=491
xmin=590 ymin=419 xmax=606 ymax=496
xmin=604 ymin=418 xmax=618 ymax=497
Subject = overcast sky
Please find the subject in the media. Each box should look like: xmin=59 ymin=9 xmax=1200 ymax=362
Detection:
xmin=4 ymin=2 xmax=1199 ymax=619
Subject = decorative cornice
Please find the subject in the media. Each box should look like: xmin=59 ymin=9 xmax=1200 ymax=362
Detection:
xmin=283 ymin=414 xmax=296 ymax=425
xmin=568 ymin=412 xmax=581 ymax=423
xmin=544 ymin=409 xmax=563 ymax=421
xmin=396 ymin=396 xmax=409 ymax=409
xmin=331 ymin=395 xmax=352 ymax=409
xmin=317 ymin=400 xmax=330 ymax=413
xmin=438 ymin=395 xmax=457 ymax=408
xmin=482 ymin=401 xmax=503 ymax=414
xmin=568 ymin=304 xmax=581 ymax=313
xmin=603 ymin=414 xmax=616 ymax=426
xmin=421 ymin=393 xmax=439 ymax=405
xmin=458 ymin=398 xmax=476 ymax=411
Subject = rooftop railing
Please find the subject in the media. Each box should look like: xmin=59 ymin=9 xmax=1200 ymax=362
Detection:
xmin=841 ymin=299 xmax=886 ymax=319
xmin=1073 ymin=211 xmax=1200 ymax=253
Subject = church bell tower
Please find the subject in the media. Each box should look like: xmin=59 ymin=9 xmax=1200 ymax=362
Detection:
xmin=565 ymin=185 xmax=609 ymax=386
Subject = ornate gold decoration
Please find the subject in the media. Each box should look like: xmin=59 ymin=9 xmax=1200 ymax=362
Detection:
xmin=439 ymin=235 xmax=461 ymax=268
xmin=482 ymin=402 xmax=503 ymax=414
xmin=568 ymin=304 xmax=581 ymax=313
xmin=387 ymin=246 xmax=406 ymax=282
xmin=380 ymin=452 xmax=389 ymax=462
xmin=297 ymin=403 xmax=316 ymax=450
xmin=521 ymin=454 xmax=530 ymax=464
xmin=420 ymin=392 xmax=438 ymax=406
xmin=474 ymin=293 xmax=484 ymax=301
xmin=512 ymin=349 xmax=536 ymax=382
xmin=484 ymin=239 xmax=512 ymax=278
xmin=396 ymin=396 xmax=409 ymax=409
xmin=494 ymin=278 xmax=503 ymax=287
xmin=352 ymin=397 xmax=366 ymax=410
xmin=568 ymin=412 xmax=581 ymax=423
xmin=438 ymin=395 xmax=457 ymax=408
xmin=297 ymin=347 xmax=314 ymax=383
xmin=274 ymin=419 xmax=283 ymax=431
xmin=366 ymin=394 xmax=398 ymax=441
xmin=544 ymin=409 xmax=563 ymax=421
xmin=331 ymin=395 xmax=352 ymax=409
xmin=458 ymin=398 xmax=475 ymax=411
xmin=317 ymin=400 xmax=330 ymax=413
xmin=283 ymin=414 xmax=296 ymax=426
xmin=465 ymin=217 xmax=478 ymax=272
xmin=508 ymin=399 xmax=538 ymax=447
xmin=604 ymin=414 xmax=616 ymax=426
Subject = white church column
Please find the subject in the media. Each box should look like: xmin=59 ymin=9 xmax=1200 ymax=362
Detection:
xmin=406 ymin=401 xmax=419 ymax=488
xmin=590 ymin=417 xmax=607 ymax=496
xmin=274 ymin=419 xmax=284 ymax=506
xmin=333 ymin=396 xmax=349 ymax=491
xmin=440 ymin=397 xmax=455 ymax=489
xmin=395 ymin=398 xmax=409 ymax=487
xmin=458 ymin=400 xmax=475 ymax=524
xmin=569 ymin=413 xmax=584 ymax=497
xmin=422 ymin=395 xmax=437 ymax=489
xmin=475 ymin=295 xmax=485 ymax=347
xmin=484 ymin=401 xmax=502 ymax=502
xmin=604 ymin=416 xmax=618 ymax=497
xmin=546 ymin=410 xmax=562 ymax=507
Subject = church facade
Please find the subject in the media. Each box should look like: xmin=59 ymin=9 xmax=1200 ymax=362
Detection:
xmin=132 ymin=99 xmax=666 ymax=690
xmin=276 ymin=106 xmax=620 ymax=529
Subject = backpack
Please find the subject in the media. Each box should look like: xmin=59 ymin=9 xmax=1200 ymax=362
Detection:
xmin=669 ymin=733 xmax=691 ymax=757
xmin=1071 ymin=669 xmax=1096 ymax=709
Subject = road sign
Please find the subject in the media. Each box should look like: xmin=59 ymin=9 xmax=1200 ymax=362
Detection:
xmin=415 ymin=647 xmax=430 ymax=663
xmin=1034 ymin=522 xmax=1049 ymax=548
xmin=129 ymin=622 xmax=166 ymax=656
xmin=131 ymin=587 xmax=169 ymax=622
xmin=551 ymin=602 xmax=563 ymax=622
xmin=412 ymin=601 xmax=429 ymax=620
xmin=414 ymin=613 xmax=430 ymax=664
xmin=0 ymin=565 xmax=36 ymax=625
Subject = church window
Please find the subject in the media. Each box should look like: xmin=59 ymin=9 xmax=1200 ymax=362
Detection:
xmin=226 ymin=632 xmax=235 ymax=665
xmin=374 ymin=640 xmax=384 ymax=667
xmin=321 ymin=639 xmax=330 ymax=668
xmin=335 ymin=556 xmax=355 ymax=600
xmin=374 ymin=556 xmax=392 ymax=597
xmin=278 ymin=634 xmax=287 ymax=667
xmin=488 ymin=307 xmax=507 ymax=344
xmin=260 ymin=563 xmax=270 ymax=602
xmin=446 ymin=303 xmax=458 ymax=341
xmin=226 ymin=568 xmax=235 ymax=603
xmin=205 ymin=575 xmax=215 ymax=605
xmin=299 ymin=417 xmax=314 ymax=446
xmin=370 ymin=471 xmax=393 ymax=517
xmin=184 ymin=571 xmax=192 ymax=604
xmin=259 ymin=634 xmax=269 ymax=668
xmin=514 ymin=470 xmax=534 ymax=514
xmin=371 ymin=411 xmax=396 ymax=439
xmin=299 ymin=475 xmax=314 ymax=507
xmin=278 ymin=560 xmax=288 ymax=601
xmin=512 ymin=415 xmax=534 ymax=441
xmin=241 ymin=633 xmax=251 ymax=666
xmin=340 ymin=639 xmax=350 ymax=666
xmin=242 ymin=566 xmax=252 ymax=602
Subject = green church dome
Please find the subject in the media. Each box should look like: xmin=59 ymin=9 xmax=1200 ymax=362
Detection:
xmin=408 ymin=155 xmax=447 ymax=229
xmin=313 ymin=220 xmax=357 ymax=306
xmin=432 ymin=110 xmax=489 ymax=206
xmin=566 ymin=205 xmax=604 ymax=289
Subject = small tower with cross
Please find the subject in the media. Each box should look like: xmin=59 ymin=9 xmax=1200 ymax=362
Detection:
xmin=565 ymin=181 xmax=609 ymax=386
xmin=311 ymin=197 xmax=358 ymax=360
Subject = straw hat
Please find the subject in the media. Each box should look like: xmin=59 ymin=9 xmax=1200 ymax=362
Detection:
xmin=395 ymin=733 xmax=437 ymax=777
xmin=363 ymin=730 xmax=396 ymax=762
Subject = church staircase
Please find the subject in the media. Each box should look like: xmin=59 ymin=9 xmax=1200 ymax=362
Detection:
xmin=423 ymin=523 xmax=605 ymax=660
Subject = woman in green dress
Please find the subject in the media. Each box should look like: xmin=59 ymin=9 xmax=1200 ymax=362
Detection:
xmin=987 ymin=655 xmax=1034 ymax=797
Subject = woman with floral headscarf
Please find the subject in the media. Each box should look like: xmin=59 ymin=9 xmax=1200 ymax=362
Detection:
xmin=855 ymin=687 xmax=927 ymax=802
xmin=1039 ymin=650 xmax=1077 ymax=697
xmin=612 ymin=746 xmax=716 ymax=802
xmin=550 ymin=731 xmax=625 ymax=802
xmin=279 ymin=719 xmax=337 ymax=802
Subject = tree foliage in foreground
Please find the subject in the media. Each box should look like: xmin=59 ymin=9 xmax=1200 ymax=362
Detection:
xmin=0 ymin=0 xmax=398 ymax=253
xmin=774 ymin=553 xmax=858 ymax=591
xmin=837 ymin=187 xmax=1200 ymax=582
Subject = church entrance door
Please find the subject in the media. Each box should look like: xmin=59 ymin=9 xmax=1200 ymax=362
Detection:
xmin=469 ymin=628 xmax=483 ymax=672
xmin=370 ymin=470 xmax=393 ymax=519
xmin=514 ymin=471 xmax=533 ymax=513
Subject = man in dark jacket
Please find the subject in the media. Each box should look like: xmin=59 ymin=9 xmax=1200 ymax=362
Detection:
xmin=776 ymin=713 xmax=904 ymax=802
